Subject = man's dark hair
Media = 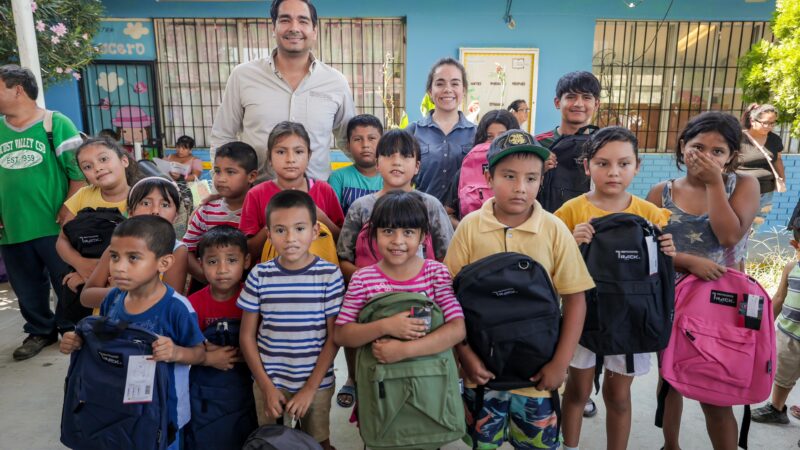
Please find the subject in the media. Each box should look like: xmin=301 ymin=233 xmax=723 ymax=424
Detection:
xmin=555 ymin=71 xmax=601 ymax=99
xmin=215 ymin=141 xmax=258 ymax=173
xmin=346 ymin=114 xmax=384 ymax=141
xmin=266 ymin=189 xmax=317 ymax=227
xmin=0 ymin=64 xmax=38 ymax=100
xmin=112 ymin=215 xmax=176 ymax=258
xmin=270 ymin=0 xmax=318 ymax=28
xmin=197 ymin=225 xmax=248 ymax=259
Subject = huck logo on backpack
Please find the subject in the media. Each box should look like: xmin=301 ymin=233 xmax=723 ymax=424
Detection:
xmin=615 ymin=250 xmax=641 ymax=262
xmin=710 ymin=290 xmax=737 ymax=308
xmin=97 ymin=350 xmax=123 ymax=367
xmin=579 ymin=213 xmax=675 ymax=381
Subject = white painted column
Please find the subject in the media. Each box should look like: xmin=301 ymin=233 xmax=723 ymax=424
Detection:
xmin=11 ymin=0 xmax=45 ymax=108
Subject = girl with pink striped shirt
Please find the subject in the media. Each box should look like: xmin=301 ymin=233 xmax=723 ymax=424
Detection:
xmin=334 ymin=190 xmax=465 ymax=364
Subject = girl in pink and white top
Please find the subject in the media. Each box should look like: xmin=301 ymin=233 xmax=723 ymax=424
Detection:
xmin=334 ymin=190 xmax=465 ymax=365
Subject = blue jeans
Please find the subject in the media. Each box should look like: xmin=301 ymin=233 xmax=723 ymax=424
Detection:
xmin=0 ymin=235 xmax=71 ymax=336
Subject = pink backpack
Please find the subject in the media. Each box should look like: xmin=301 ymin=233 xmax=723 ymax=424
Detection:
xmin=458 ymin=142 xmax=493 ymax=217
xmin=659 ymin=270 xmax=775 ymax=407
xmin=354 ymin=223 xmax=436 ymax=268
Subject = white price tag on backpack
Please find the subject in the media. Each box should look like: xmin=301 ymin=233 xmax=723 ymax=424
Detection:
xmin=645 ymin=236 xmax=658 ymax=275
xmin=123 ymin=355 xmax=156 ymax=404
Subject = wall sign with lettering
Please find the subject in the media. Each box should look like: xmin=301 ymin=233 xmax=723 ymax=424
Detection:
xmin=460 ymin=48 xmax=539 ymax=132
xmin=94 ymin=19 xmax=155 ymax=61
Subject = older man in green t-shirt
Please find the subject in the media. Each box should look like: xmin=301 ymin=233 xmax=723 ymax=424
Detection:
xmin=0 ymin=65 xmax=85 ymax=360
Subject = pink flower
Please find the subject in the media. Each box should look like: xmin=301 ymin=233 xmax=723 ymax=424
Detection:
xmin=51 ymin=36 xmax=60 ymax=44
xmin=65 ymin=68 xmax=73 ymax=74
xmin=72 ymin=72 xmax=81 ymax=81
xmin=99 ymin=98 xmax=111 ymax=110
xmin=50 ymin=23 xmax=68 ymax=38
xmin=74 ymin=41 xmax=80 ymax=47
xmin=133 ymin=81 xmax=148 ymax=94
xmin=35 ymin=21 xmax=45 ymax=32
xmin=55 ymin=67 xmax=63 ymax=74
xmin=82 ymin=33 xmax=89 ymax=40
xmin=31 ymin=2 xmax=37 ymax=13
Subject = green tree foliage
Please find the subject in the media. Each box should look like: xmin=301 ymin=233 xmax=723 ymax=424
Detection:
xmin=0 ymin=0 xmax=103 ymax=86
xmin=739 ymin=0 xmax=800 ymax=136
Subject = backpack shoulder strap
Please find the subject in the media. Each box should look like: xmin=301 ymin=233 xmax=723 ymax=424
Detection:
xmin=43 ymin=110 xmax=56 ymax=154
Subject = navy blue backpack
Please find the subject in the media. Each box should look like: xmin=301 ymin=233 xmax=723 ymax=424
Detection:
xmin=61 ymin=316 xmax=172 ymax=450
xmin=184 ymin=318 xmax=258 ymax=450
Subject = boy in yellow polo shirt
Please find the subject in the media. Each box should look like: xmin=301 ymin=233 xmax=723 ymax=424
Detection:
xmin=444 ymin=129 xmax=594 ymax=450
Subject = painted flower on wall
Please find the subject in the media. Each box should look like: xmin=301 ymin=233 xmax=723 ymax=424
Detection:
xmin=133 ymin=81 xmax=148 ymax=94
xmin=99 ymin=97 xmax=111 ymax=110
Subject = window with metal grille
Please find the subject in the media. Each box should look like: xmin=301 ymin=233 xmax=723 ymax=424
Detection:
xmin=593 ymin=20 xmax=795 ymax=153
xmin=153 ymin=17 xmax=405 ymax=148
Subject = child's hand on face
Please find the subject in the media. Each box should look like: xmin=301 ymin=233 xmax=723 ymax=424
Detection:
xmin=573 ymin=222 xmax=595 ymax=245
xmin=151 ymin=336 xmax=179 ymax=363
xmin=264 ymin=385 xmax=287 ymax=419
xmin=382 ymin=311 xmax=428 ymax=340
xmin=285 ymin=386 xmax=316 ymax=420
xmin=685 ymin=149 xmax=724 ymax=186
xmin=658 ymin=233 xmax=676 ymax=257
xmin=204 ymin=344 xmax=239 ymax=371
xmin=530 ymin=361 xmax=567 ymax=392
xmin=371 ymin=338 xmax=407 ymax=364
xmin=60 ymin=331 xmax=83 ymax=354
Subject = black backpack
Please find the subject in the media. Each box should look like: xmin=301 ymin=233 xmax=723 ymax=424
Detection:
xmin=62 ymin=207 xmax=126 ymax=259
xmin=537 ymin=125 xmax=599 ymax=213
xmin=579 ymin=213 xmax=675 ymax=388
xmin=58 ymin=207 xmax=126 ymax=331
xmin=185 ymin=318 xmax=258 ymax=450
xmin=453 ymin=252 xmax=563 ymax=446
xmin=242 ymin=423 xmax=322 ymax=450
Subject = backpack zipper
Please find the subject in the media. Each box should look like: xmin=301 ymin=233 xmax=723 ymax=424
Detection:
xmin=378 ymin=381 xmax=386 ymax=399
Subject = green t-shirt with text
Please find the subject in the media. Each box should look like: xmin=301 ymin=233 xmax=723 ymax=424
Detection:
xmin=0 ymin=112 xmax=84 ymax=245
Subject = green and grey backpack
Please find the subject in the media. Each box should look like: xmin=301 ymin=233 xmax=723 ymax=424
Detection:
xmin=355 ymin=292 xmax=465 ymax=450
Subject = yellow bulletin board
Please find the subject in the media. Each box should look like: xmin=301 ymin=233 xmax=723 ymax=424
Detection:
xmin=459 ymin=48 xmax=540 ymax=133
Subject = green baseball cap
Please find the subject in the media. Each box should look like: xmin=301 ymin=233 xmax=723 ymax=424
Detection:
xmin=487 ymin=129 xmax=550 ymax=168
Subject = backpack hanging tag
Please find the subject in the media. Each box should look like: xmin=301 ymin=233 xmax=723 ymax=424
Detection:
xmin=123 ymin=355 xmax=156 ymax=404
xmin=645 ymin=236 xmax=658 ymax=275
xmin=744 ymin=294 xmax=763 ymax=330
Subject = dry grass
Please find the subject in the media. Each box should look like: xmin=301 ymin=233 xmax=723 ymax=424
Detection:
xmin=746 ymin=230 xmax=795 ymax=296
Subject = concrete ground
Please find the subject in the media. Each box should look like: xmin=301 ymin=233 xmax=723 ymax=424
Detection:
xmin=1 ymin=282 xmax=800 ymax=449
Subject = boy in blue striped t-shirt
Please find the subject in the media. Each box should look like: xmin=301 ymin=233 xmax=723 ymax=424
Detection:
xmin=239 ymin=190 xmax=344 ymax=450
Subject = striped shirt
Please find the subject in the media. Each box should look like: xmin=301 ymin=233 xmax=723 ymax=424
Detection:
xmin=778 ymin=261 xmax=800 ymax=341
xmin=237 ymin=257 xmax=344 ymax=392
xmin=335 ymin=259 xmax=464 ymax=325
xmin=183 ymin=199 xmax=241 ymax=251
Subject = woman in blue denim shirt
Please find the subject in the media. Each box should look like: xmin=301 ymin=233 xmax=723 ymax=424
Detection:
xmin=406 ymin=58 xmax=476 ymax=204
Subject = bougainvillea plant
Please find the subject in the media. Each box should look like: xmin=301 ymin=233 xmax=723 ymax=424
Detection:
xmin=0 ymin=0 xmax=103 ymax=86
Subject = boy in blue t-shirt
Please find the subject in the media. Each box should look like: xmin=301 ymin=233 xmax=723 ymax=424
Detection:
xmin=328 ymin=114 xmax=384 ymax=214
xmin=239 ymin=190 xmax=344 ymax=450
xmin=61 ymin=215 xmax=205 ymax=448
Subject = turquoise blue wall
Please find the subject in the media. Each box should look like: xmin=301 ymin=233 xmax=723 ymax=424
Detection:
xmin=42 ymin=1 xmax=794 ymax=227
xmin=46 ymin=0 xmax=776 ymax=133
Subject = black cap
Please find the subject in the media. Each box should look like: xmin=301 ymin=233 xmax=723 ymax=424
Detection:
xmin=487 ymin=129 xmax=550 ymax=168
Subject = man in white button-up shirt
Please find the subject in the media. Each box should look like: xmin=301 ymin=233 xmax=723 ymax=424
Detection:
xmin=211 ymin=0 xmax=355 ymax=182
